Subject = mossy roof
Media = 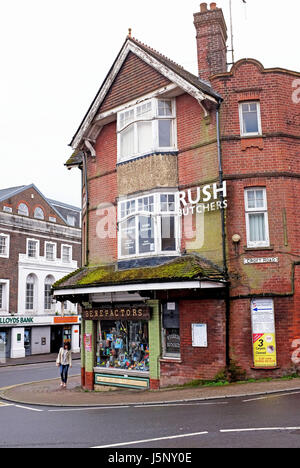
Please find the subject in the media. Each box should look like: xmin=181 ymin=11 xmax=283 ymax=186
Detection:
xmin=53 ymin=255 xmax=225 ymax=291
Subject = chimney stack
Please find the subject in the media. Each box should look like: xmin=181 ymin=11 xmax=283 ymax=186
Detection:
xmin=194 ymin=3 xmax=228 ymax=82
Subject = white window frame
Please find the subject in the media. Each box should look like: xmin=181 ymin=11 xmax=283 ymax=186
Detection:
xmin=26 ymin=239 xmax=40 ymax=259
xmin=0 ymin=280 xmax=10 ymax=313
xmin=67 ymin=215 xmax=76 ymax=227
xmin=244 ymin=187 xmax=270 ymax=248
xmin=34 ymin=207 xmax=45 ymax=220
xmin=61 ymin=244 xmax=72 ymax=263
xmin=44 ymin=276 xmax=55 ymax=311
xmin=239 ymin=101 xmax=262 ymax=137
xmin=25 ymin=274 xmax=37 ymax=312
xmin=44 ymin=242 xmax=57 ymax=261
xmin=18 ymin=202 xmax=29 ymax=217
xmin=117 ymin=98 xmax=177 ymax=164
xmin=118 ymin=190 xmax=180 ymax=260
xmin=0 ymin=234 xmax=10 ymax=258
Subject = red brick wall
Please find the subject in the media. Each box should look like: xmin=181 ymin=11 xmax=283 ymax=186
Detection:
xmin=160 ymin=299 xmax=226 ymax=386
xmin=99 ymin=52 xmax=171 ymax=114
xmin=211 ymin=59 xmax=300 ymax=377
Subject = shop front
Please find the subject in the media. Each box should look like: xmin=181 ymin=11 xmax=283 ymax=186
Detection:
xmin=83 ymin=305 xmax=152 ymax=390
xmin=0 ymin=315 xmax=81 ymax=358
xmin=53 ymin=255 xmax=227 ymax=390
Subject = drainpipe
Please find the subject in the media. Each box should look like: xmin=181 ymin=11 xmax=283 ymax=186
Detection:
xmin=216 ymin=100 xmax=230 ymax=369
xmin=82 ymin=150 xmax=89 ymax=266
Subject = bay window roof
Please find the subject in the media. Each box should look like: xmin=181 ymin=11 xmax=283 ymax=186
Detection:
xmin=52 ymin=255 xmax=226 ymax=299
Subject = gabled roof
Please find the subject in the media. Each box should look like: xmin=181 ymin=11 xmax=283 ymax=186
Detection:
xmin=0 ymin=185 xmax=27 ymax=202
xmin=69 ymin=35 xmax=221 ymax=154
xmin=0 ymin=183 xmax=80 ymax=226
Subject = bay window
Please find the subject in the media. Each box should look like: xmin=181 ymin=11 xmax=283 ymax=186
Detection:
xmin=118 ymin=192 xmax=179 ymax=259
xmin=117 ymin=98 xmax=177 ymax=163
xmin=245 ymin=187 xmax=270 ymax=248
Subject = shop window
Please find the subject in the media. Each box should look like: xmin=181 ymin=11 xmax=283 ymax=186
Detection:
xmin=96 ymin=320 xmax=149 ymax=372
xmin=162 ymin=303 xmax=181 ymax=358
xmin=117 ymin=98 xmax=177 ymax=163
xmin=0 ymin=234 xmax=10 ymax=258
xmin=118 ymin=191 xmax=179 ymax=259
xmin=239 ymin=101 xmax=262 ymax=137
xmin=245 ymin=187 xmax=270 ymax=248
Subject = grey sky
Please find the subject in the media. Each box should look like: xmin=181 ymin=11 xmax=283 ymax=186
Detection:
xmin=1 ymin=0 xmax=299 ymax=207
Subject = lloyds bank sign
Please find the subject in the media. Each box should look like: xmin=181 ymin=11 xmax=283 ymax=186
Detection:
xmin=0 ymin=316 xmax=34 ymax=325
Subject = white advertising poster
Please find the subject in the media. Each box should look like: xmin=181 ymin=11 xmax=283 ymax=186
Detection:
xmin=192 ymin=323 xmax=207 ymax=348
xmin=251 ymin=298 xmax=277 ymax=368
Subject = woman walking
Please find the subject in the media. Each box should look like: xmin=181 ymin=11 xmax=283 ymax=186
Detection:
xmin=56 ymin=342 xmax=72 ymax=388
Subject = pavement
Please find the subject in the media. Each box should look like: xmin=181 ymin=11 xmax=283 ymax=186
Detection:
xmin=1 ymin=353 xmax=300 ymax=407
xmin=0 ymin=352 xmax=81 ymax=367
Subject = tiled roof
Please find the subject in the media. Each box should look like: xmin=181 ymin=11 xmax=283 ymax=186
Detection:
xmin=128 ymin=37 xmax=221 ymax=100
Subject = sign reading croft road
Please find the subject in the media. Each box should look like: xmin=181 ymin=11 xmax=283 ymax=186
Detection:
xmin=82 ymin=306 xmax=151 ymax=321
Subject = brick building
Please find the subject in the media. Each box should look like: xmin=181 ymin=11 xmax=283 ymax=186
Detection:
xmin=0 ymin=184 xmax=81 ymax=359
xmin=53 ymin=3 xmax=300 ymax=390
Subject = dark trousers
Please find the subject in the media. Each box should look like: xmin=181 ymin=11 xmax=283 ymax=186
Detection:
xmin=60 ymin=365 xmax=70 ymax=384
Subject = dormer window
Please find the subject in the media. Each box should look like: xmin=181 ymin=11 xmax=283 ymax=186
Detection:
xmin=117 ymin=98 xmax=177 ymax=163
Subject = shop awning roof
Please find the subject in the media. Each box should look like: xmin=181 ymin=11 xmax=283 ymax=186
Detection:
xmin=53 ymin=255 xmax=226 ymax=297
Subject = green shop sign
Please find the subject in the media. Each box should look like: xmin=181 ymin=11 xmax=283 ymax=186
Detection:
xmin=0 ymin=317 xmax=34 ymax=325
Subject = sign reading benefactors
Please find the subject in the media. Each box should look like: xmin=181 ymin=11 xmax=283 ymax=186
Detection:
xmin=251 ymin=299 xmax=277 ymax=368
xmin=82 ymin=306 xmax=151 ymax=321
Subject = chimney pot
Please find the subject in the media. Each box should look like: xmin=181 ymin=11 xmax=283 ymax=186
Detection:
xmin=210 ymin=2 xmax=217 ymax=10
xmin=200 ymin=3 xmax=208 ymax=13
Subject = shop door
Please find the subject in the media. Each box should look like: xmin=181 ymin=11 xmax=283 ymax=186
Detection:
xmin=0 ymin=330 xmax=10 ymax=358
xmin=51 ymin=326 xmax=63 ymax=353
xmin=63 ymin=326 xmax=72 ymax=345
xmin=24 ymin=329 xmax=31 ymax=356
